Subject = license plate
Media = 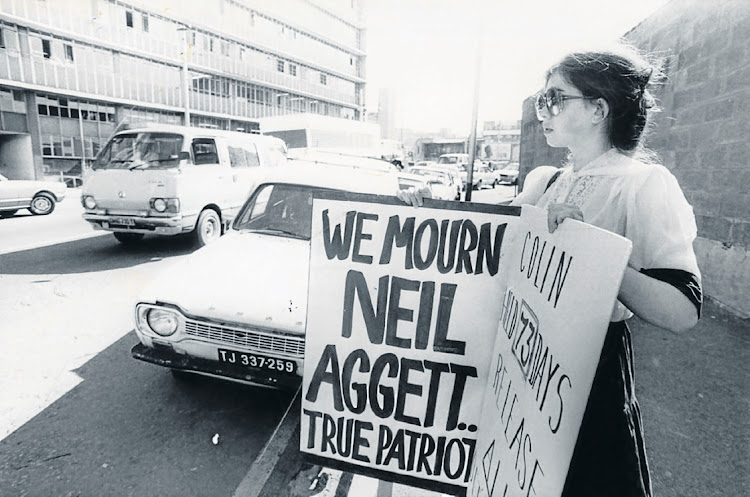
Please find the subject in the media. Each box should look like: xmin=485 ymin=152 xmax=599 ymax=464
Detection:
xmin=110 ymin=217 xmax=135 ymax=226
xmin=217 ymin=348 xmax=296 ymax=374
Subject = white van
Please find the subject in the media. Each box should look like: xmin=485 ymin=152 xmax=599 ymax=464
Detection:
xmin=82 ymin=124 xmax=287 ymax=246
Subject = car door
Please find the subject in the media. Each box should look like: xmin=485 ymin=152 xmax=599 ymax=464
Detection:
xmin=0 ymin=175 xmax=30 ymax=209
xmin=182 ymin=137 xmax=231 ymax=218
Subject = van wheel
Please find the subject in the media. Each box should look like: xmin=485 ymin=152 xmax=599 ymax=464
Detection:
xmin=193 ymin=209 xmax=221 ymax=247
xmin=114 ymin=232 xmax=145 ymax=244
xmin=29 ymin=193 xmax=55 ymax=215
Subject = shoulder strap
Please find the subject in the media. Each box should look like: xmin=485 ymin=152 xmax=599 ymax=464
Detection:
xmin=544 ymin=169 xmax=563 ymax=192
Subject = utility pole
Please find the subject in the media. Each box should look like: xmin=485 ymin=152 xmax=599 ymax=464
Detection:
xmin=464 ymin=6 xmax=484 ymax=202
xmin=178 ymin=27 xmax=191 ymax=127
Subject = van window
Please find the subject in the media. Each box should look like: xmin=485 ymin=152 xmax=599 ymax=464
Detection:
xmin=228 ymin=144 xmax=260 ymax=168
xmin=192 ymin=139 xmax=219 ymax=165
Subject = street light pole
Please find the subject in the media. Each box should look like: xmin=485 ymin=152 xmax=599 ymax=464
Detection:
xmin=464 ymin=6 xmax=484 ymax=203
xmin=178 ymin=27 xmax=191 ymax=127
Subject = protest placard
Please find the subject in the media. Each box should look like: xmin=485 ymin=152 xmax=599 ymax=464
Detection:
xmin=467 ymin=205 xmax=632 ymax=497
xmin=301 ymin=192 xmax=520 ymax=493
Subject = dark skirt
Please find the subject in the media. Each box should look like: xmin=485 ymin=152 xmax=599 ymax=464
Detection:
xmin=561 ymin=321 xmax=653 ymax=497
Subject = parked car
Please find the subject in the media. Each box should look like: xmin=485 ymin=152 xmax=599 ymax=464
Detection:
xmin=495 ymin=162 xmax=520 ymax=185
xmin=408 ymin=165 xmax=461 ymax=200
xmin=130 ymin=163 xmax=399 ymax=388
xmin=411 ymin=160 xmax=437 ymax=169
xmin=397 ymin=172 xmax=429 ymax=192
xmin=459 ymin=162 xmax=495 ymax=190
xmin=0 ymin=173 xmax=67 ymax=218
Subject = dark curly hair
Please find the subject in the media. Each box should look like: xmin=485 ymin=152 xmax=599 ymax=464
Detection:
xmin=546 ymin=43 xmax=663 ymax=157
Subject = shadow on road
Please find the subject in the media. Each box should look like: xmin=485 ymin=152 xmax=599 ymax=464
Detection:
xmin=1 ymin=233 xmax=202 ymax=275
xmin=0 ymin=331 xmax=298 ymax=497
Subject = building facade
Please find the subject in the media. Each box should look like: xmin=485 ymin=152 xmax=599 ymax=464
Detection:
xmin=0 ymin=0 xmax=366 ymax=179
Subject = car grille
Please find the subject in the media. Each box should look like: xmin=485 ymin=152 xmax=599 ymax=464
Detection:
xmin=184 ymin=318 xmax=304 ymax=357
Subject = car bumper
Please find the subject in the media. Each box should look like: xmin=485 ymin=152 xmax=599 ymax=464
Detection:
xmin=131 ymin=342 xmax=302 ymax=389
xmin=83 ymin=213 xmax=191 ymax=235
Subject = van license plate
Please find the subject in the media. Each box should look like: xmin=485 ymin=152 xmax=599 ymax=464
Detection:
xmin=218 ymin=348 xmax=296 ymax=374
xmin=110 ymin=217 xmax=135 ymax=226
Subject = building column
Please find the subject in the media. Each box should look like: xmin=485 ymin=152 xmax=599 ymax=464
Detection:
xmin=23 ymin=90 xmax=44 ymax=179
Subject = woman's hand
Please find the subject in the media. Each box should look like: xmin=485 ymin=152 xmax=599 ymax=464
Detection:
xmin=396 ymin=186 xmax=432 ymax=207
xmin=547 ymin=203 xmax=583 ymax=232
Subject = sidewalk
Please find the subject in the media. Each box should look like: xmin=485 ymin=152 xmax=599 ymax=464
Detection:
xmin=243 ymin=297 xmax=748 ymax=497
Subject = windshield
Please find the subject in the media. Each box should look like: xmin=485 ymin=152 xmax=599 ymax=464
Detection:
xmin=93 ymin=132 xmax=184 ymax=170
xmin=234 ymin=183 xmax=320 ymax=239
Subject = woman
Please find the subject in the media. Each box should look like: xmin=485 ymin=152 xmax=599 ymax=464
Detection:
xmin=399 ymin=44 xmax=702 ymax=496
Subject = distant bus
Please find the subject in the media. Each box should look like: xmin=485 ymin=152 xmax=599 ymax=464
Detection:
xmin=259 ymin=113 xmax=381 ymax=157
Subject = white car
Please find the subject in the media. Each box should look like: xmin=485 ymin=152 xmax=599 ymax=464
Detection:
xmin=408 ymin=166 xmax=461 ymax=200
xmin=495 ymin=162 xmax=520 ymax=185
xmin=130 ymin=163 xmax=399 ymax=388
xmin=0 ymin=173 xmax=67 ymax=217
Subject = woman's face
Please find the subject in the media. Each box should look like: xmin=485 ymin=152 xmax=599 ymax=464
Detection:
xmin=538 ymin=72 xmax=596 ymax=149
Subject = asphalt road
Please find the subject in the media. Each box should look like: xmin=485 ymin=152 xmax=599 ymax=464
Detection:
xmin=0 ymin=228 xmax=300 ymax=497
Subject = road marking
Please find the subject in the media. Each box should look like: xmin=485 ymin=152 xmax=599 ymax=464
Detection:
xmin=0 ymin=231 xmax=109 ymax=256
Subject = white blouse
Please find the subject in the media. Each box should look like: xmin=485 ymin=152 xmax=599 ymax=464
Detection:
xmin=516 ymin=149 xmax=701 ymax=321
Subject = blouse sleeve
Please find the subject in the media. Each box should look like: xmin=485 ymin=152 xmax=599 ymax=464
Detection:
xmin=625 ymin=164 xmax=701 ymax=278
xmin=510 ymin=165 xmax=561 ymax=206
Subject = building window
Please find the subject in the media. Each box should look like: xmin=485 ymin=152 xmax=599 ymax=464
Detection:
xmin=0 ymin=28 xmax=5 ymax=49
xmin=126 ymin=11 xmax=134 ymax=28
xmin=239 ymin=47 xmax=245 ymax=61
xmin=277 ymin=60 xmax=284 ymax=73
xmin=221 ymin=41 xmax=230 ymax=57
xmin=320 ymin=73 xmax=327 ymax=85
xmin=142 ymin=14 xmax=149 ymax=32
xmin=64 ymin=44 xmax=74 ymax=62
xmin=42 ymin=39 xmax=51 ymax=58
xmin=289 ymin=64 xmax=297 ymax=76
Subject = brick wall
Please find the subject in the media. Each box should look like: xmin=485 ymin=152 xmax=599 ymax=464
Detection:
xmin=518 ymin=0 xmax=750 ymax=316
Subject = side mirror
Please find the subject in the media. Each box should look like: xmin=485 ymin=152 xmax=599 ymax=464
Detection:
xmin=178 ymin=151 xmax=191 ymax=161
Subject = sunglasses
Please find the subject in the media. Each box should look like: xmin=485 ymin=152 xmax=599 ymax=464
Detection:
xmin=534 ymin=88 xmax=593 ymax=120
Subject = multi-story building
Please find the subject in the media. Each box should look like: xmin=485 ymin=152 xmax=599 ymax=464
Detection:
xmin=0 ymin=0 xmax=366 ymax=180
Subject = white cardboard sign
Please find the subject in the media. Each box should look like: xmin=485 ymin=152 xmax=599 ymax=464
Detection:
xmin=467 ymin=205 xmax=632 ymax=497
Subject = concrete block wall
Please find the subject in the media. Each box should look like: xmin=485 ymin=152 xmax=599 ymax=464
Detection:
xmin=518 ymin=0 xmax=750 ymax=317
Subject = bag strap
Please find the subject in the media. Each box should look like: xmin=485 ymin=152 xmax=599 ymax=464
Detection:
xmin=544 ymin=169 xmax=563 ymax=193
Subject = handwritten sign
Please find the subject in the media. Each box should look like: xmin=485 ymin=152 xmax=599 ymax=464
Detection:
xmin=468 ymin=206 xmax=632 ymax=497
xmin=301 ymin=192 xmax=520 ymax=491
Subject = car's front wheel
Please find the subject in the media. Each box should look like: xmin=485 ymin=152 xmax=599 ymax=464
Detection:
xmin=29 ymin=193 xmax=55 ymax=215
xmin=193 ymin=209 xmax=221 ymax=247
xmin=114 ymin=232 xmax=145 ymax=244
xmin=0 ymin=209 xmax=18 ymax=218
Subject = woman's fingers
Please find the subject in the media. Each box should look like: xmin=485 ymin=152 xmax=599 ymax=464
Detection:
xmin=397 ymin=186 xmax=431 ymax=207
xmin=547 ymin=203 xmax=584 ymax=233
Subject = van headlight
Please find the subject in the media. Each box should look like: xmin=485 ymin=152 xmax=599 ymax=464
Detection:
xmin=140 ymin=307 xmax=180 ymax=336
xmin=83 ymin=195 xmax=97 ymax=209
xmin=150 ymin=197 xmax=180 ymax=213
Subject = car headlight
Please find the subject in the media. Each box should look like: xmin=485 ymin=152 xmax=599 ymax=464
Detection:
xmin=83 ymin=195 xmax=97 ymax=209
xmin=146 ymin=308 xmax=179 ymax=336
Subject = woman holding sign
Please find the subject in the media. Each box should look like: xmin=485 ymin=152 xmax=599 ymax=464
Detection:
xmin=399 ymin=43 xmax=702 ymax=497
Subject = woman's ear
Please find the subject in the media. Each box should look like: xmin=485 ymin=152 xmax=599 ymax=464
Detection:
xmin=591 ymin=98 xmax=609 ymax=124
